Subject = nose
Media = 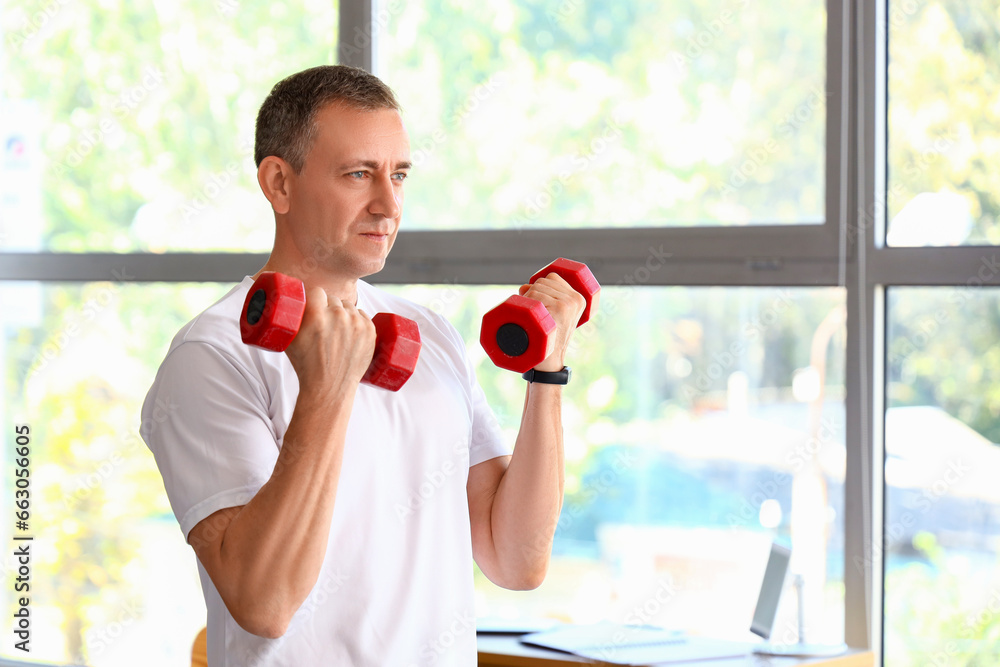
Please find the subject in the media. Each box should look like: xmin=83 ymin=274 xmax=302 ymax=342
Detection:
xmin=369 ymin=173 xmax=401 ymax=220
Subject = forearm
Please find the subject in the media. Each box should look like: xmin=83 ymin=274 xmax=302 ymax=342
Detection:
xmin=490 ymin=382 xmax=565 ymax=587
xmin=216 ymin=388 xmax=354 ymax=630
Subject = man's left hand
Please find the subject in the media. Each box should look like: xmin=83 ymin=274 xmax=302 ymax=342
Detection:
xmin=518 ymin=274 xmax=589 ymax=373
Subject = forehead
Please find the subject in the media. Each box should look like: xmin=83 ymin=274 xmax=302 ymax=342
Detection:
xmin=310 ymin=103 xmax=410 ymax=161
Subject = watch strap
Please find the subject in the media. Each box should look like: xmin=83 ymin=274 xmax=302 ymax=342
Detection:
xmin=521 ymin=366 xmax=572 ymax=385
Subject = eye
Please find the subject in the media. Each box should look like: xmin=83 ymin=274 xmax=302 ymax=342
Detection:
xmin=347 ymin=171 xmax=366 ymax=179
xmin=392 ymin=172 xmax=408 ymax=182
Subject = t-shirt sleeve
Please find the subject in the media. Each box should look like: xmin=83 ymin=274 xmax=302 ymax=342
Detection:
xmin=434 ymin=314 xmax=511 ymax=467
xmin=141 ymin=341 xmax=279 ymax=541
xmin=468 ymin=377 xmax=512 ymax=466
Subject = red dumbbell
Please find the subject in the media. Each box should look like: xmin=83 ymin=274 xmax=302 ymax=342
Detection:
xmin=240 ymin=272 xmax=421 ymax=392
xmin=480 ymin=258 xmax=600 ymax=373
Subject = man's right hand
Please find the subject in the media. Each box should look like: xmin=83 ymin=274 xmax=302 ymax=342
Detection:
xmin=190 ymin=286 xmax=369 ymax=639
xmin=284 ymin=286 xmax=377 ymax=397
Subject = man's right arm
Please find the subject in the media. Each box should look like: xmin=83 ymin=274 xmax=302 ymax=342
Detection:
xmin=187 ymin=287 xmax=375 ymax=639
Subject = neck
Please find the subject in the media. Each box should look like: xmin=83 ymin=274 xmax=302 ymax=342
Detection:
xmin=254 ymin=254 xmax=360 ymax=306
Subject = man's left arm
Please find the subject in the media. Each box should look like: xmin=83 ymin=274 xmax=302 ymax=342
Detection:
xmin=467 ymin=273 xmax=587 ymax=590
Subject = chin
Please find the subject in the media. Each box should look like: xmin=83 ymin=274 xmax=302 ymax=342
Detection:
xmin=357 ymin=257 xmax=387 ymax=279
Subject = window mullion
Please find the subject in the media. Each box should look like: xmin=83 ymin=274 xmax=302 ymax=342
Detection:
xmin=338 ymin=0 xmax=377 ymax=72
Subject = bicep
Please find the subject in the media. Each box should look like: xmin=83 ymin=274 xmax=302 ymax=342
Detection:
xmin=188 ymin=505 xmax=244 ymax=597
xmin=467 ymin=455 xmax=509 ymax=579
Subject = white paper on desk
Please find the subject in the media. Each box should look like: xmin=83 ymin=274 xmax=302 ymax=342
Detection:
xmin=476 ymin=616 xmax=560 ymax=634
xmin=575 ymin=636 xmax=757 ymax=665
xmin=520 ymin=622 xmax=686 ymax=662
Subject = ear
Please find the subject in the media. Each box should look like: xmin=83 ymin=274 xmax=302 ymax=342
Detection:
xmin=257 ymin=156 xmax=294 ymax=215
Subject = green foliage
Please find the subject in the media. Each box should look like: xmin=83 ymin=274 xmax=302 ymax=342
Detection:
xmin=885 ymin=533 xmax=1000 ymax=666
xmin=887 ymin=288 xmax=1000 ymax=443
xmin=385 ymin=0 xmax=826 ymax=230
xmin=2 ymin=0 xmax=337 ymax=251
xmin=888 ymin=0 xmax=1000 ymax=243
xmin=3 ymin=282 xmax=229 ymax=662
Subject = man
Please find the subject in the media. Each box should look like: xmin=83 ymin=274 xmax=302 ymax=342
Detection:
xmin=141 ymin=65 xmax=585 ymax=666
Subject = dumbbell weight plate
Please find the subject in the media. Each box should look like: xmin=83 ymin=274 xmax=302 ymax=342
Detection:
xmin=240 ymin=272 xmax=307 ymax=352
xmin=480 ymin=294 xmax=557 ymax=373
xmin=363 ymin=312 xmax=422 ymax=392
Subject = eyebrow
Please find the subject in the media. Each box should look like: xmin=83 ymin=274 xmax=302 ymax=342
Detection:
xmin=339 ymin=159 xmax=412 ymax=171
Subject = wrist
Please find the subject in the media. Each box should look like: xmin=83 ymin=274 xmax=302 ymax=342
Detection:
xmin=295 ymin=375 xmax=358 ymax=409
xmin=522 ymin=366 xmax=571 ymax=385
xmin=533 ymin=356 xmax=566 ymax=373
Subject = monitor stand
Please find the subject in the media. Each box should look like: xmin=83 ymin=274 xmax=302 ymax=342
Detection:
xmin=752 ymin=642 xmax=850 ymax=657
xmin=753 ymin=573 xmax=849 ymax=657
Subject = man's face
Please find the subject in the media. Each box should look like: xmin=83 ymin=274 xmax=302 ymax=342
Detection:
xmin=285 ymin=102 xmax=411 ymax=281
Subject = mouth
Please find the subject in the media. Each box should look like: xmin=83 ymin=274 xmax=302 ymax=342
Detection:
xmin=360 ymin=232 xmax=389 ymax=242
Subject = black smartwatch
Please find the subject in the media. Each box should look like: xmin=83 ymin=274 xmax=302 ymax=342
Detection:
xmin=521 ymin=366 xmax=572 ymax=385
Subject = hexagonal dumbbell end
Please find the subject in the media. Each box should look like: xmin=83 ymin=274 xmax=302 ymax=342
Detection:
xmin=240 ymin=272 xmax=307 ymax=352
xmin=528 ymin=257 xmax=601 ymax=327
xmin=480 ymin=294 xmax=557 ymax=373
xmin=363 ymin=313 xmax=422 ymax=391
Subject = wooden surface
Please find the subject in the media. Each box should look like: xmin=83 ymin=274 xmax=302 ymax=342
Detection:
xmin=477 ymin=634 xmax=874 ymax=667
xmin=191 ymin=626 xmax=208 ymax=667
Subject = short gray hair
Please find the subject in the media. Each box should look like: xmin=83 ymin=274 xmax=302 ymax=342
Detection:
xmin=254 ymin=65 xmax=402 ymax=172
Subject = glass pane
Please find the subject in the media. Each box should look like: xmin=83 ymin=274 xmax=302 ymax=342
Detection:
xmin=886 ymin=1 xmax=1000 ymax=246
xmin=1 ymin=282 xmax=231 ymax=665
xmin=380 ymin=0 xmax=826 ymax=230
xmin=5 ymin=279 xmax=844 ymax=661
xmin=885 ymin=287 xmax=1000 ymax=664
xmin=384 ymin=283 xmax=846 ymax=643
xmin=0 ymin=2 xmax=337 ymax=252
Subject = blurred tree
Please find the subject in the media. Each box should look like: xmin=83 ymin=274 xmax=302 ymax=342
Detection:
xmin=888 ymin=0 xmax=1000 ymax=244
xmin=888 ymin=288 xmax=1000 ymax=444
xmin=885 ymin=532 xmax=1000 ymax=665
xmin=385 ymin=0 xmax=826 ymax=230
xmin=1 ymin=0 xmax=337 ymax=251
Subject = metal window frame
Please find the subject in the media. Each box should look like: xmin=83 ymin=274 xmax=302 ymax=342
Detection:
xmin=5 ymin=1 xmax=999 ymax=662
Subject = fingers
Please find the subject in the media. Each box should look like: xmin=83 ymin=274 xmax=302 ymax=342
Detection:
xmin=327 ymin=299 xmax=376 ymax=344
xmin=303 ymin=288 xmax=365 ymax=323
xmin=522 ymin=275 xmax=587 ymax=321
xmin=298 ymin=286 xmax=375 ymax=347
xmin=515 ymin=274 xmax=583 ymax=372
xmin=305 ymin=285 xmax=330 ymax=309
xmin=287 ymin=288 xmax=377 ymax=391
xmin=518 ymin=273 xmax=571 ymax=298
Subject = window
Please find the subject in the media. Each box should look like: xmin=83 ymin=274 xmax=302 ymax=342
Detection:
xmin=376 ymin=0 xmax=848 ymax=645
xmin=383 ymin=284 xmax=847 ymax=640
xmin=0 ymin=0 xmax=338 ymax=252
xmin=381 ymin=0 xmax=827 ymax=230
xmin=886 ymin=0 xmax=1000 ymax=247
xmin=884 ymin=288 xmax=1000 ymax=663
xmin=4 ymin=0 xmax=997 ymax=664
xmin=2 ymin=282 xmax=229 ymax=664
xmin=877 ymin=1 xmax=1000 ymax=663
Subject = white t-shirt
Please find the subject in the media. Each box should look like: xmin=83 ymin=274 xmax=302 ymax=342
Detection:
xmin=140 ymin=277 xmax=511 ymax=666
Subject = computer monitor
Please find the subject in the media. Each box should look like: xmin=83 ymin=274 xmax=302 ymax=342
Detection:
xmin=749 ymin=541 xmax=791 ymax=640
